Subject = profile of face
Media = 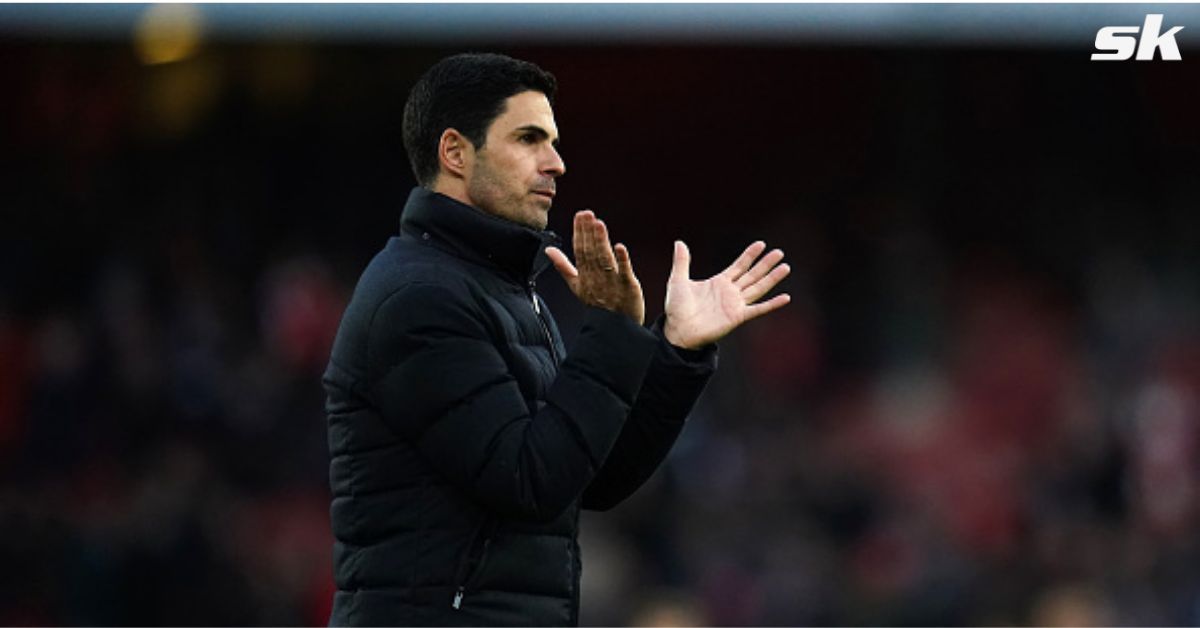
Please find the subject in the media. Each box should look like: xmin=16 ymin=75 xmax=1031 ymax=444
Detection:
xmin=462 ymin=91 xmax=566 ymax=230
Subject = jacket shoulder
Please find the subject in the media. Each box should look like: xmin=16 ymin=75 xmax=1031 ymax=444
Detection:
xmin=326 ymin=236 xmax=485 ymax=376
xmin=361 ymin=236 xmax=480 ymax=297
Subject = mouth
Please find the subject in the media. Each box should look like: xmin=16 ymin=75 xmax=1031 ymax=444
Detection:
xmin=531 ymin=190 xmax=555 ymax=203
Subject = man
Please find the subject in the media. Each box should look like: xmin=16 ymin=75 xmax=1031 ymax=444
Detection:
xmin=323 ymin=53 xmax=790 ymax=626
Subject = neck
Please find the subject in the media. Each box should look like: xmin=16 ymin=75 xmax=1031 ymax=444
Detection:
xmin=430 ymin=177 xmax=473 ymax=209
xmin=400 ymin=187 xmax=559 ymax=284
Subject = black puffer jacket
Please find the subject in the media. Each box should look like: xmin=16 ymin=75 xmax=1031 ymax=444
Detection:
xmin=324 ymin=188 xmax=716 ymax=626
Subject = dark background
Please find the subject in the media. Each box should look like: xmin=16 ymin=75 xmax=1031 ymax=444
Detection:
xmin=2 ymin=5 xmax=1199 ymax=625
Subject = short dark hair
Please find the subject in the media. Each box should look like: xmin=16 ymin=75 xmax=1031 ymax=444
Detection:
xmin=402 ymin=53 xmax=558 ymax=187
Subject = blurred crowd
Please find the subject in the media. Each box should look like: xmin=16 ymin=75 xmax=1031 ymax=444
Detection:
xmin=1 ymin=37 xmax=1198 ymax=626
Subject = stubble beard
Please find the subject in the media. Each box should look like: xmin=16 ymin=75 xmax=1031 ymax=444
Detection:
xmin=467 ymin=158 xmax=548 ymax=231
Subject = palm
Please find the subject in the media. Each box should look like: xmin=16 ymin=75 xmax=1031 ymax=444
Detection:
xmin=663 ymin=241 xmax=791 ymax=349
xmin=665 ymin=274 xmax=745 ymax=345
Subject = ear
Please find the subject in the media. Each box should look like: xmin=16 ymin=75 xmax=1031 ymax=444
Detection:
xmin=437 ymin=129 xmax=473 ymax=179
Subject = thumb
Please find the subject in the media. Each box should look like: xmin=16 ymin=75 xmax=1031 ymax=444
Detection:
xmin=669 ymin=240 xmax=691 ymax=282
xmin=545 ymin=247 xmax=579 ymax=285
xmin=614 ymin=243 xmax=639 ymax=284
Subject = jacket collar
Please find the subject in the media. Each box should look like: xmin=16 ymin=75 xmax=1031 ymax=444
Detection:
xmin=399 ymin=187 xmax=560 ymax=285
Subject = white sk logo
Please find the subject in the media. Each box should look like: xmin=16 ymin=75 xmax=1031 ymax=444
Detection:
xmin=1092 ymin=14 xmax=1184 ymax=61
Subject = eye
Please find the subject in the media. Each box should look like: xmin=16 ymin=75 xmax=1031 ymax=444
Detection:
xmin=519 ymin=133 xmax=536 ymax=144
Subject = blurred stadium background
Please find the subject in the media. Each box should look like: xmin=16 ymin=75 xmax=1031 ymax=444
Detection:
xmin=2 ymin=4 xmax=1200 ymax=625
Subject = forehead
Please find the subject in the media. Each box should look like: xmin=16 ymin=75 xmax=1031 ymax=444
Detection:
xmin=490 ymin=90 xmax=558 ymax=137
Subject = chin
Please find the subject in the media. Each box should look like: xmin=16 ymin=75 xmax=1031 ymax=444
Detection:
xmin=525 ymin=205 xmax=551 ymax=230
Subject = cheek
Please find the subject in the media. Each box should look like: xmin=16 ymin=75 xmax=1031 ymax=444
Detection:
xmin=470 ymin=159 xmax=524 ymax=207
xmin=474 ymin=150 xmax=535 ymax=201
xmin=495 ymin=156 xmax=537 ymax=194
xmin=500 ymin=152 xmax=533 ymax=177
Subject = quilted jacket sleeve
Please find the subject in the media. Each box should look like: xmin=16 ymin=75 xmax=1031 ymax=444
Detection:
xmin=367 ymin=281 xmax=659 ymax=523
xmin=580 ymin=316 xmax=718 ymax=511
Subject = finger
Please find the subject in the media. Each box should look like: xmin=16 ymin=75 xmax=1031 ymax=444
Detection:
xmin=574 ymin=211 xmax=593 ymax=270
xmin=734 ymin=248 xmax=785 ymax=289
xmin=582 ymin=212 xmax=607 ymax=271
xmin=614 ymin=243 xmax=639 ymax=284
xmin=669 ymin=240 xmax=691 ymax=282
xmin=743 ymin=263 xmax=791 ymax=302
xmin=721 ymin=241 xmax=767 ymax=281
xmin=593 ymin=220 xmax=619 ymax=272
xmin=744 ymin=293 xmax=791 ymax=322
xmin=545 ymin=246 xmax=580 ymax=292
xmin=544 ymin=246 xmax=579 ymax=279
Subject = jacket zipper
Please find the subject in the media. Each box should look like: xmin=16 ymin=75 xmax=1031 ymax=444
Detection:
xmin=528 ymin=281 xmax=560 ymax=365
xmin=451 ymin=525 xmax=492 ymax=610
xmin=452 ymin=537 xmax=491 ymax=609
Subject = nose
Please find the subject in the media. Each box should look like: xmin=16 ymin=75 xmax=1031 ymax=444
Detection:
xmin=542 ymin=145 xmax=566 ymax=178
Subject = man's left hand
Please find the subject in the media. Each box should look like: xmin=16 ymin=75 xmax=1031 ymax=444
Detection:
xmin=545 ymin=210 xmax=646 ymax=325
xmin=662 ymin=240 xmax=791 ymax=350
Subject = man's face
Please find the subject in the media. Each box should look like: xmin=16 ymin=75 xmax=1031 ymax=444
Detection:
xmin=464 ymin=90 xmax=565 ymax=230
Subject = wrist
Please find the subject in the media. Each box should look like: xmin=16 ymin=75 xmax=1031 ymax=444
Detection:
xmin=663 ymin=318 xmax=698 ymax=350
xmin=612 ymin=303 xmax=644 ymax=326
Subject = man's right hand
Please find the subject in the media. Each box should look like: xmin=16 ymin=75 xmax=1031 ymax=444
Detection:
xmin=545 ymin=210 xmax=645 ymax=325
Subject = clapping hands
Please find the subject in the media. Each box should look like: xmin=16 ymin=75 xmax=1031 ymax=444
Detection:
xmin=547 ymin=210 xmax=790 ymax=347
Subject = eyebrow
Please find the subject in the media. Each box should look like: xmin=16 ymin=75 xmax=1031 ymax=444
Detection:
xmin=514 ymin=125 xmax=560 ymax=147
